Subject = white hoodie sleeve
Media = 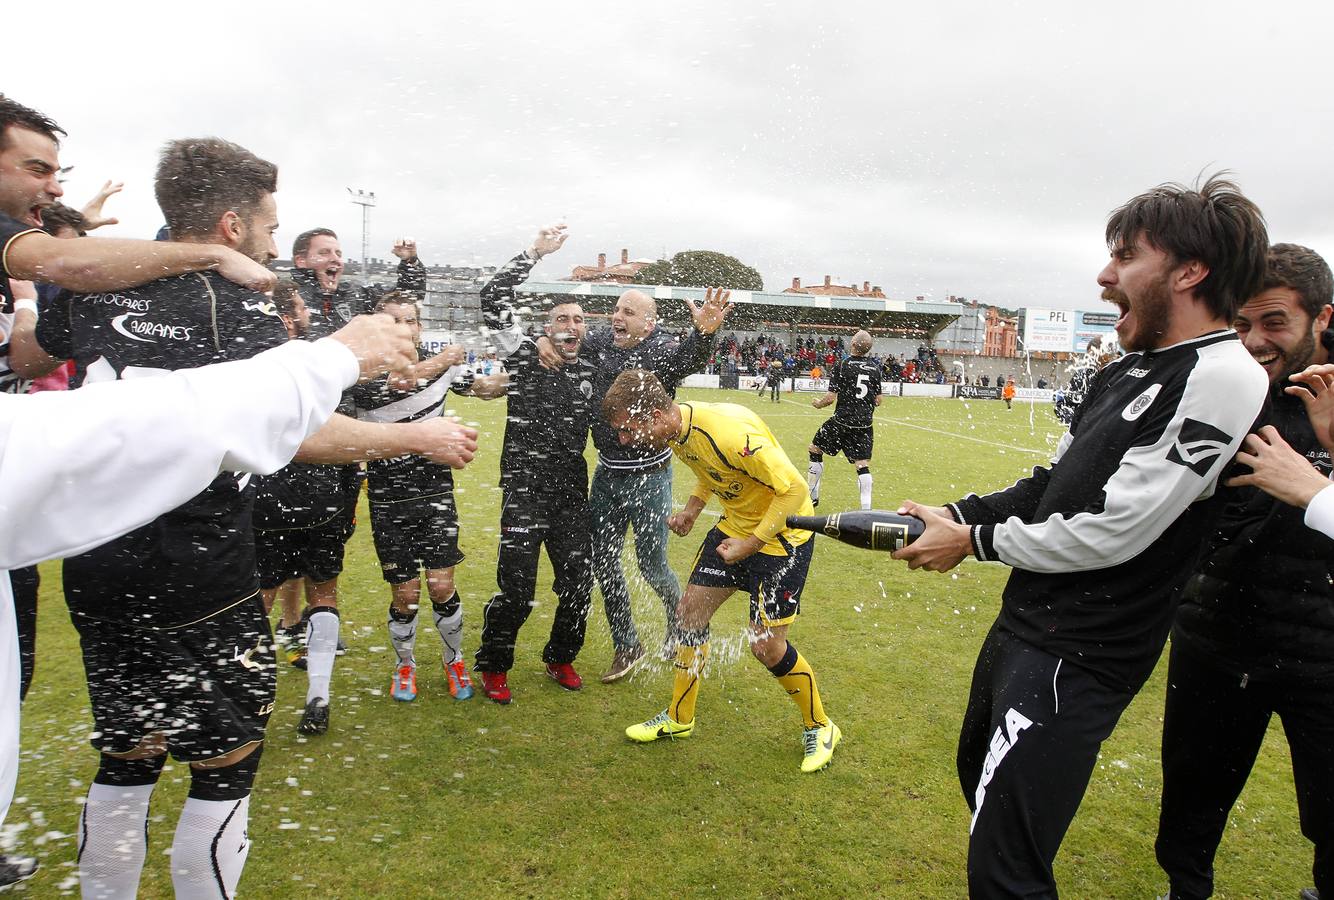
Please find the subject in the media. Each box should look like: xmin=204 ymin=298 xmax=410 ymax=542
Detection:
xmin=0 ymin=337 xmax=358 ymax=569
xmin=1304 ymin=482 xmax=1334 ymax=539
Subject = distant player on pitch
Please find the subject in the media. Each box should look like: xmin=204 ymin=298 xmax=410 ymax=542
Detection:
xmin=807 ymin=329 xmax=881 ymax=509
xmin=604 ymin=370 xmax=839 ymax=773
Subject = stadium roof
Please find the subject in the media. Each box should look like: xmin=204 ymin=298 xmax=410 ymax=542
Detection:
xmin=515 ymin=279 xmax=963 ymax=337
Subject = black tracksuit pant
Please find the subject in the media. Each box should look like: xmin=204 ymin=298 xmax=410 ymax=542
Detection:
xmin=1156 ymin=638 xmax=1334 ymax=899
xmin=959 ymin=625 xmax=1134 ymax=898
xmin=474 ymin=486 xmax=593 ymax=673
xmin=12 ymin=565 xmax=38 ymax=701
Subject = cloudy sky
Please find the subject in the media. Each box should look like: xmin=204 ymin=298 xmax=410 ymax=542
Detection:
xmin=8 ymin=0 xmax=1333 ymax=310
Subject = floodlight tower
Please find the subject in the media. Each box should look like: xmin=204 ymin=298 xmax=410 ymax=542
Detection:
xmin=348 ymin=188 xmax=376 ymax=277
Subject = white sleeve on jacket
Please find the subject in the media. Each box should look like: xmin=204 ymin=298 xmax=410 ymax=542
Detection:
xmin=0 ymin=337 xmax=358 ymax=570
xmin=989 ymin=348 xmax=1267 ymax=573
xmin=1304 ymin=483 xmax=1334 ymax=539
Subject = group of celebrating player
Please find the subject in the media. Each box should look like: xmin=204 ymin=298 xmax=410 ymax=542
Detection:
xmin=4 ymin=86 xmax=1334 ymax=900
xmin=0 ymin=93 xmax=886 ymax=896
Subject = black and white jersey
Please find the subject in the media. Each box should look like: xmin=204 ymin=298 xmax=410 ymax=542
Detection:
xmin=948 ymin=331 xmax=1267 ymax=692
xmin=352 ymin=346 xmax=475 ymax=502
xmin=0 ymin=212 xmax=43 ymax=395
xmin=35 ymin=273 xmax=289 ymax=626
xmin=0 ymin=310 xmax=20 ymax=397
xmin=829 ymin=355 xmax=881 ymax=427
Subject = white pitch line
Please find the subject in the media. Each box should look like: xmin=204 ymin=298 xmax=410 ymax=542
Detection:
xmin=779 ymin=397 xmax=1051 ymax=456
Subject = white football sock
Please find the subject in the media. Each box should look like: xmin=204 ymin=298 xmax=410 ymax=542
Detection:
xmin=170 ymin=795 xmax=250 ymax=899
xmin=306 ymin=609 xmax=339 ymax=705
xmin=78 ymin=781 xmax=155 ymax=900
xmin=858 ymin=472 xmax=873 ymax=509
xmin=432 ymin=596 xmax=464 ymax=664
xmin=807 ymin=461 xmax=824 ymax=504
xmin=387 ymin=607 xmax=418 ymax=665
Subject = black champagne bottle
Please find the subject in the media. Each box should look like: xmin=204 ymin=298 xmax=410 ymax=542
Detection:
xmin=786 ymin=509 xmax=925 ymax=552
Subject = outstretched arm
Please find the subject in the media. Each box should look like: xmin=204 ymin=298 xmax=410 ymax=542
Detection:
xmin=0 ymin=338 xmax=354 ymax=569
xmin=392 ymin=238 xmax=427 ymax=298
xmin=5 ymin=229 xmax=275 ymax=293
xmin=477 ymin=224 xmax=567 ymax=358
xmin=295 ymin=413 xmax=477 ymax=467
xmin=657 ymin=287 xmax=731 ymax=387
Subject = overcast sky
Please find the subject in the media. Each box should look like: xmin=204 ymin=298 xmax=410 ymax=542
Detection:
xmin=8 ymin=0 xmax=1333 ymax=311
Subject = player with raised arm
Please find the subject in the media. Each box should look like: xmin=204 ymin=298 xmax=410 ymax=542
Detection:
xmin=252 ymin=280 xmax=344 ymax=656
xmin=807 ymin=329 xmax=881 ymax=509
xmin=466 ymin=225 xmax=602 ymax=703
xmin=352 ymin=290 xmax=477 ymax=702
xmin=276 ymin=233 xmax=428 ymax=710
xmin=533 ymin=280 xmax=731 ymax=683
xmin=605 ymin=370 xmax=840 ymax=773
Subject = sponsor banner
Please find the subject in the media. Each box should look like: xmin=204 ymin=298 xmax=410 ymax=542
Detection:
xmin=420 ymin=330 xmax=456 ymax=356
xmin=1074 ymin=309 xmax=1118 ymax=353
xmin=1022 ymin=308 xmax=1077 ymax=353
xmin=902 ymin=383 xmax=953 ymax=398
xmin=956 ymin=386 xmax=1055 ymax=402
xmin=1016 ymin=388 xmax=1054 ymax=402
xmin=733 ymin=375 xmax=905 ymax=395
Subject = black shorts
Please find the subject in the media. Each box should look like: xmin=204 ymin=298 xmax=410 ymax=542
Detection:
xmin=369 ymin=492 xmax=465 ymax=584
xmin=74 ymin=594 xmax=275 ymax=763
xmin=254 ymin=515 xmax=347 ymax=589
xmin=688 ymin=527 xmax=815 ymax=627
xmin=812 ymin=418 xmax=874 ymax=461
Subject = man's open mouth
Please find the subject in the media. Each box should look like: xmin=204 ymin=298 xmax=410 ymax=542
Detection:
xmin=1251 ymin=349 xmax=1279 ymax=368
xmin=1102 ymin=289 xmax=1130 ymax=328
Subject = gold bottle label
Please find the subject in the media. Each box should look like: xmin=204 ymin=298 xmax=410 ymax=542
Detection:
xmin=870 ymin=521 xmax=907 ymax=551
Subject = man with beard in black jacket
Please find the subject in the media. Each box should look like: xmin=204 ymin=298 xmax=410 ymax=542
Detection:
xmin=467 ymin=225 xmax=595 ymax=703
xmin=533 ymin=285 xmax=730 ymax=682
xmin=1155 ymin=243 xmax=1334 ymax=900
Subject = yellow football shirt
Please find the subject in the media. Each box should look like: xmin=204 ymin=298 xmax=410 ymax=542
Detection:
xmin=671 ymin=401 xmax=813 ymax=556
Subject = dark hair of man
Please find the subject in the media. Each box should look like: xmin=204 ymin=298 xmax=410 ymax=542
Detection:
xmin=1105 ymin=173 xmax=1269 ymax=322
xmin=603 ymin=369 xmax=672 ymax=421
xmin=0 ymin=95 xmax=65 ymax=149
xmin=41 ymin=202 xmax=88 ymax=236
xmin=373 ymin=289 xmax=416 ymax=312
xmin=154 ymin=138 xmax=278 ymax=239
xmin=293 ymin=227 xmax=337 ymax=260
xmin=1260 ymin=243 xmax=1333 ymax=320
xmin=271 ymin=278 xmax=300 ymax=319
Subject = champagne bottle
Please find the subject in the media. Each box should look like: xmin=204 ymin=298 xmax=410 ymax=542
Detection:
xmin=786 ymin=509 xmax=925 ymax=552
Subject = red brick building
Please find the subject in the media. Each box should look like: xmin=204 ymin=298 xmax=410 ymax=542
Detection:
xmin=568 ymin=249 xmax=651 ymax=284
xmin=982 ymin=306 xmax=1019 ymax=356
xmin=783 ymin=276 xmax=886 ymax=298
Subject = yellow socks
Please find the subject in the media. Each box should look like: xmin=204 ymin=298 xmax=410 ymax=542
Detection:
xmin=669 ymin=643 xmax=708 ymax=724
xmin=769 ymin=643 xmax=828 ymax=729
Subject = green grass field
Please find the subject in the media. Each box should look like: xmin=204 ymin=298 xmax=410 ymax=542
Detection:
xmin=11 ymin=389 xmax=1311 ymax=898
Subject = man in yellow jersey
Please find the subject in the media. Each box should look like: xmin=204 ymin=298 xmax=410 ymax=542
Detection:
xmin=602 ymin=369 xmax=840 ymax=773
